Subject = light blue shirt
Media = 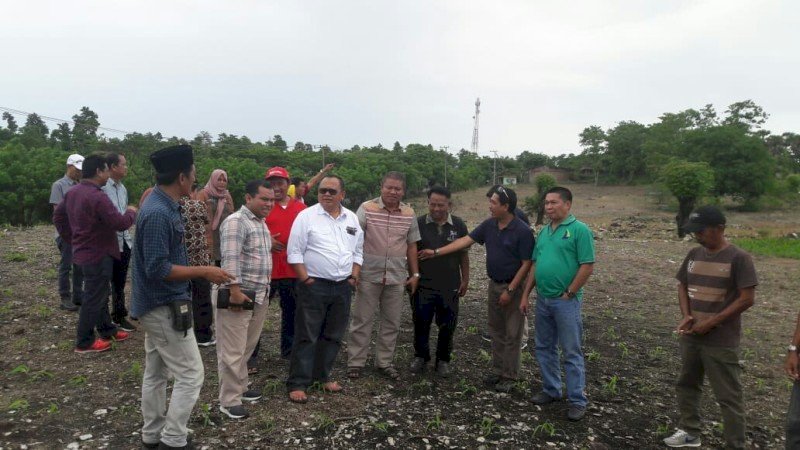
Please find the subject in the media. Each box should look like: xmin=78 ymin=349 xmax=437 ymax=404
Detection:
xmin=103 ymin=178 xmax=133 ymax=251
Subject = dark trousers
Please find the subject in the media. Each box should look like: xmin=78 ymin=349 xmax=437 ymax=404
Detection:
xmin=191 ymin=278 xmax=213 ymax=342
xmin=286 ymin=278 xmax=352 ymax=391
xmin=275 ymin=278 xmax=298 ymax=358
xmin=76 ymin=256 xmax=118 ymax=348
xmin=56 ymin=237 xmax=83 ymax=304
xmin=110 ymin=242 xmax=131 ymax=322
xmin=788 ymin=381 xmax=800 ymax=449
xmin=676 ymin=340 xmax=745 ymax=449
xmin=412 ymin=287 xmax=459 ymax=363
xmin=248 ymin=279 xmax=296 ymax=365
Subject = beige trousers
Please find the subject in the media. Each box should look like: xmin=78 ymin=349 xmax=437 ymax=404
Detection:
xmin=487 ymin=280 xmax=525 ymax=380
xmin=215 ymin=300 xmax=269 ymax=407
xmin=347 ymin=281 xmax=406 ymax=369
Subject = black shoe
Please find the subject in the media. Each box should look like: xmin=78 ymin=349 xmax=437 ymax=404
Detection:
xmin=60 ymin=299 xmax=78 ymax=311
xmin=409 ymin=357 xmax=427 ymax=374
xmin=530 ymin=392 xmax=558 ymax=405
xmin=483 ymin=374 xmax=501 ymax=387
xmin=242 ymin=389 xmax=262 ymax=402
xmin=481 ymin=333 xmax=491 ymax=342
xmin=156 ymin=436 xmax=194 ymax=449
xmin=220 ymin=404 xmax=249 ymax=419
xmin=142 ymin=440 xmax=159 ymax=449
xmin=116 ymin=318 xmax=137 ymax=332
xmin=567 ymin=404 xmax=586 ymax=421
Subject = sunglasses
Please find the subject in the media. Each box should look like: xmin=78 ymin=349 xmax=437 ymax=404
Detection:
xmin=318 ymin=188 xmax=339 ymax=195
xmin=495 ymin=185 xmax=509 ymax=201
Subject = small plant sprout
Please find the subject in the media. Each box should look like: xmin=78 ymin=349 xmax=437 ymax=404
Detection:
xmin=466 ymin=325 xmax=479 ymax=334
xmin=314 ymin=413 xmax=335 ymax=432
xmin=533 ymin=421 xmax=556 ymax=437
xmin=480 ymin=417 xmax=498 ymax=437
xmin=586 ymin=350 xmax=600 ymax=362
xmin=603 ymin=375 xmax=619 ymax=395
xmin=478 ymin=349 xmax=491 ymax=363
xmin=199 ymin=403 xmax=214 ymax=427
xmin=9 ymin=364 xmax=30 ymax=375
xmin=426 ymin=412 xmax=443 ymax=430
xmin=618 ymin=342 xmax=630 ymax=358
xmin=372 ymin=421 xmax=389 ymax=432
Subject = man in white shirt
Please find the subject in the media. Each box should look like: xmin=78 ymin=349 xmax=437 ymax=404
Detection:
xmin=102 ymin=153 xmax=136 ymax=331
xmin=285 ymin=175 xmax=364 ymax=403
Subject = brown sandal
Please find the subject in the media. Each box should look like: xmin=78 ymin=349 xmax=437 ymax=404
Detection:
xmin=322 ymin=381 xmax=343 ymax=393
xmin=288 ymin=390 xmax=308 ymax=403
xmin=347 ymin=367 xmax=361 ymax=379
xmin=248 ymin=366 xmax=259 ymax=375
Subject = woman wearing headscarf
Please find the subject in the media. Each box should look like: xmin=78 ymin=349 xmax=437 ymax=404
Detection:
xmin=195 ymin=169 xmax=235 ymax=265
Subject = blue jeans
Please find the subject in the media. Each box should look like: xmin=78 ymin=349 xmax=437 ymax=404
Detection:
xmin=788 ymin=380 xmax=800 ymax=449
xmin=534 ymin=295 xmax=587 ymax=407
xmin=286 ymin=278 xmax=351 ymax=391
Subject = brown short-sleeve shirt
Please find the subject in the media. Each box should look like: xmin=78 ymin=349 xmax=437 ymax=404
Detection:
xmin=676 ymin=244 xmax=758 ymax=347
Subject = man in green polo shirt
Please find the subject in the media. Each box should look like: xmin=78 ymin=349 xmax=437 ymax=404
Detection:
xmin=521 ymin=186 xmax=595 ymax=421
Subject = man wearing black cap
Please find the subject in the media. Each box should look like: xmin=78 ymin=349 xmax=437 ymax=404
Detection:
xmin=664 ymin=205 xmax=758 ymax=449
xmin=132 ymin=144 xmax=235 ymax=450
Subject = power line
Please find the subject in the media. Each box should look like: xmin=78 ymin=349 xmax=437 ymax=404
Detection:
xmin=0 ymin=106 xmax=133 ymax=135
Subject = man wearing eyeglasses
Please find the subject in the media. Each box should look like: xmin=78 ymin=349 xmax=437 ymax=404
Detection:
xmin=419 ymin=185 xmax=533 ymax=393
xmin=286 ymin=176 xmax=363 ymax=402
xmin=348 ymin=171 xmax=421 ymax=380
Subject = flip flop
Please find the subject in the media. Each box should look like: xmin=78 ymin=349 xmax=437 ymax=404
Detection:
xmin=347 ymin=367 xmax=361 ymax=379
xmin=248 ymin=366 xmax=259 ymax=375
xmin=288 ymin=390 xmax=308 ymax=403
xmin=322 ymin=381 xmax=343 ymax=393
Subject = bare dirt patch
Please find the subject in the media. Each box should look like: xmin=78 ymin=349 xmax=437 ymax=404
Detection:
xmin=0 ymin=183 xmax=795 ymax=449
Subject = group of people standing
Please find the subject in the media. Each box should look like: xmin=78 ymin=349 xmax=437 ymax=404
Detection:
xmin=50 ymin=144 xmax=800 ymax=450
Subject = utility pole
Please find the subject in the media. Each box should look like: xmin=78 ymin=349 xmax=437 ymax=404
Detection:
xmin=440 ymin=145 xmax=449 ymax=187
xmin=491 ymin=150 xmax=498 ymax=185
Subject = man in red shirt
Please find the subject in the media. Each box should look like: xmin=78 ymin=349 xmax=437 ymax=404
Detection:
xmin=265 ymin=166 xmax=307 ymax=359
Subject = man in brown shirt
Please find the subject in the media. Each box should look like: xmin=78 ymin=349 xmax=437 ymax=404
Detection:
xmin=664 ymin=206 xmax=758 ymax=449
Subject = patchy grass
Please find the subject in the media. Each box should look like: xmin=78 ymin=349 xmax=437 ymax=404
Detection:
xmin=4 ymin=252 xmax=29 ymax=262
xmin=734 ymin=237 xmax=800 ymax=259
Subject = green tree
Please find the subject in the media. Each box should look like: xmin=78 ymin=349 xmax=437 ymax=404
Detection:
xmin=71 ymin=106 xmax=100 ymax=151
xmin=271 ymin=135 xmax=287 ymax=151
xmin=660 ymin=159 xmax=715 ymax=237
xmin=578 ymin=125 xmax=606 ymax=185
xmin=2 ymin=112 xmax=18 ymax=133
xmin=20 ymin=113 xmax=49 ymax=149
xmin=683 ymin=125 xmax=774 ymax=202
xmin=605 ymin=121 xmax=648 ymax=183
xmin=722 ymin=100 xmax=768 ymax=134
xmin=50 ymin=123 xmax=72 ymax=152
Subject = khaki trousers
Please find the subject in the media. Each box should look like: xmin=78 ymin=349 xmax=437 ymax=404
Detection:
xmin=347 ymin=281 xmax=406 ymax=369
xmin=487 ymin=280 xmax=525 ymax=380
xmin=216 ymin=300 xmax=269 ymax=407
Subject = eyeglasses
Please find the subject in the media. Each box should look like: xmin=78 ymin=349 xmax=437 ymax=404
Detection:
xmin=318 ymin=188 xmax=338 ymax=195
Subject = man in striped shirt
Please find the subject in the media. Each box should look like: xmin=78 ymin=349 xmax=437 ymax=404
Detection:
xmin=665 ymin=206 xmax=758 ymax=449
xmin=347 ymin=171 xmax=421 ymax=380
xmin=217 ymin=180 xmax=275 ymax=420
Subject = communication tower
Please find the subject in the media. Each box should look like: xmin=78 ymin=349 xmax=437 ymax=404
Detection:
xmin=471 ymin=98 xmax=480 ymax=153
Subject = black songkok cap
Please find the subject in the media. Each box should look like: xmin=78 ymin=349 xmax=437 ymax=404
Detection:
xmin=150 ymin=145 xmax=194 ymax=173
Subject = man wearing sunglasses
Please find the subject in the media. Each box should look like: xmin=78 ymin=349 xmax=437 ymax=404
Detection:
xmin=286 ymin=176 xmax=363 ymax=402
xmin=419 ymin=184 xmax=533 ymax=393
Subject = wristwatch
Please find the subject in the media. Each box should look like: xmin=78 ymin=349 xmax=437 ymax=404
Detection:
xmin=564 ymin=289 xmax=576 ymax=298
xmin=433 ymin=248 xmax=439 ymax=256
xmin=412 ymin=273 xmax=421 ymax=278
xmin=506 ymin=285 xmax=516 ymax=293
xmin=789 ymin=345 xmax=798 ymax=353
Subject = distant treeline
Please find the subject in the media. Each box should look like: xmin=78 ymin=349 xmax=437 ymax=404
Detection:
xmin=0 ymin=100 xmax=797 ymax=225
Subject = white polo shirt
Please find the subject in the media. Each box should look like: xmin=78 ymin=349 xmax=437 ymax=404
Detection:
xmin=287 ymin=203 xmax=364 ymax=281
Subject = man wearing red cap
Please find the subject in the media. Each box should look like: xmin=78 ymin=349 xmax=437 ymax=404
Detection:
xmin=265 ymin=166 xmax=307 ymax=359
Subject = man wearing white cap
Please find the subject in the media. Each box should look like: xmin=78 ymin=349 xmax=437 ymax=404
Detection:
xmin=50 ymin=154 xmax=84 ymax=311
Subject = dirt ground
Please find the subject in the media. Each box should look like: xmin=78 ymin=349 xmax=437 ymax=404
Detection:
xmin=0 ymin=183 xmax=797 ymax=449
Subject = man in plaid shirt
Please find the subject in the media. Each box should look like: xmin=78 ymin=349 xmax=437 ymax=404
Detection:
xmin=217 ymin=180 xmax=275 ymax=420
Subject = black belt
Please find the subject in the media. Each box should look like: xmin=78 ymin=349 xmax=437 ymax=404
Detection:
xmin=311 ymin=277 xmax=349 ymax=285
xmin=490 ymin=278 xmax=513 ymax=284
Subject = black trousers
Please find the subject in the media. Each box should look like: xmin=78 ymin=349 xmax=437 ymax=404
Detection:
xmin=76 ymin=256 xmax=118 ymax=348
xmin=110 ymin=242 xmax=131 ymax=322
xmin=191 ymin=277 xmax=213 ymax=342
xmin=412 ymin=286 xmax=459 ymax=363
xmin=286 ymin=279 xmax=352 ymax=391
xmin=56 ymin=236 xmax=83 ymax=304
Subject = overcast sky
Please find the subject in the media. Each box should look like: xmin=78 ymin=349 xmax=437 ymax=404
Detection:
xmin=2 ymin=0 xmax=798 ymax=157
